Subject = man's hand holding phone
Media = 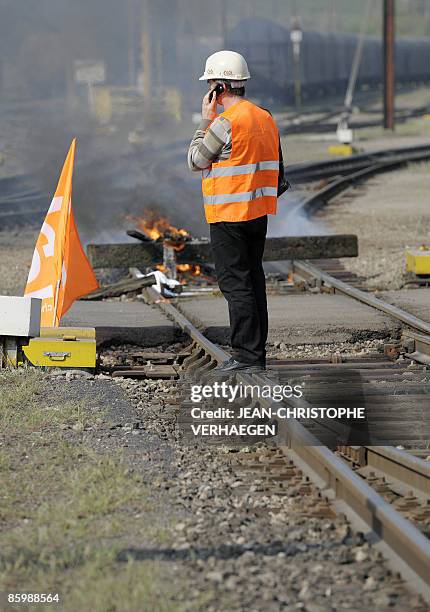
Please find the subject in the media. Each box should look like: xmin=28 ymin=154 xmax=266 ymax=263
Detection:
xmin=202 ymin=89 xmax=218 ymax=121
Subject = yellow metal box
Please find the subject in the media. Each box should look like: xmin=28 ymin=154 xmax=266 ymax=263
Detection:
xmin=22 ymin=327 xmax=97 ymax=369
xmin=328 ymin=144 xmax=354 ymax=157
xmin=405 ymin=247 xmax=430 ymax=276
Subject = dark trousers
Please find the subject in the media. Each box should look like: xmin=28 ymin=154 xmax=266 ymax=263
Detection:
xmin=209 ymin=215 xmax=268 ymax=366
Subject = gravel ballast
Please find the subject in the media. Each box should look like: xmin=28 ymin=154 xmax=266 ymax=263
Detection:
xmin=109 ymin=362 xmax=426 ymax=611
xmin=321 ymin=162 xmax=430 ymax=291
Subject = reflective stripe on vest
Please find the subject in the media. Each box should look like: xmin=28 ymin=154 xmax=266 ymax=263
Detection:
xmin=202 ymin=160 xmax=278 ymax=179
xmin=202 ymin=100 xmax=279 ymax=223
xmin=204 ymin=186 xmax=278 ymax=206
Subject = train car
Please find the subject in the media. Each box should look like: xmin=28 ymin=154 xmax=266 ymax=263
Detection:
xmin=405 ymin=38 xmax=430 ymax=83
xmin=226 ymin=18 xmax=430 ymax=105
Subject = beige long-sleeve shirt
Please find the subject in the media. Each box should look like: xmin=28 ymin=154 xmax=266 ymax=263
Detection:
xmin=187 ymin=116 xmax=232 ymax=171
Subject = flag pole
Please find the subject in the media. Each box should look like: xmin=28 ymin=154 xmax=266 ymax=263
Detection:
xmin=53 ymin=279 xmax=61 ymax=326
xmin=53 ymin=139 xmax=76 ymax=327
xmin=53 ymin=201 xmax=69 ymax=327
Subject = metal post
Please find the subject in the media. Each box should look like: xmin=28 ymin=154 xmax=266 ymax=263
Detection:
xmin=329 ymin=0 xmax=336 ymax=30
xmin=344 ymin=0 xmax=372 ymax=111
xmin=86 ymin=80 xmax=94 ymax=113
xmin=163 ymin=243 xmax=177 ymax=280
xmin=293 ymin=52 xmax=301 ymax=109
xmin=128 ymin=0 xmax=136 ymax=86
xmin=141 ymin=0 xmax=152 ymax=105
xmin=337 ymin=0 xmax=372 ymax=145
xmin=291 ymin=20 xmax=302 ymax=109
xmin=221 ymin=0 xmax=227 ymax=48
xmin=383 ymin=0 xmax=395 ymax=130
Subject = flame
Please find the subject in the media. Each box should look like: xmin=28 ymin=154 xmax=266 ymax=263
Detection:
xmin=156 ymin=263 xmax=201 ymax=277
xmin=126 ymin=210 xmax=203 ymax=279
xmin=127 ymin=209 xmax=189 ymax=241
xmin=177 ymin=264 xmax=201 ymax=276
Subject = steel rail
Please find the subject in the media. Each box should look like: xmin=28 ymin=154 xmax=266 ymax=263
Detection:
xmin=278 ymin=101 xmax=430 ymax=136
xmin=145 ymin=286 xmax=430 ymax=601
xmin=298 ymin=159 xmax=405 ymax=216
xmin=286 ymin=143 xmax=430 ymax=183
xmin=283 ymin=109 xmax=430 ymax=135
xmin=4 ymin=144 xmax=430 ymax=230
xmin=145 ymin=287 xmax=228 ymax=365
xmin=270 ymin=142 xmax=430 ymax=336
xmin=363 ymin=446 xmax=430 ymax=497
xmin=296 ymin=147 xmax=430 ymax=216
xmin=290 ymin=260 xmax=430 ymax=336
xmin=142 ymin=141 xmax=430 ymax=597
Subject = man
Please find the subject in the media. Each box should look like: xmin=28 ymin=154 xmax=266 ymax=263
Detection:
xmin=188 ymin=51 xmax=279 ymax=374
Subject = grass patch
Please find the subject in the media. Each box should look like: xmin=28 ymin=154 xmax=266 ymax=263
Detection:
xmin=0 ymin=367 xmax=97 ymax=435
xmin=0 ymin=369 xmax=176 ymax=611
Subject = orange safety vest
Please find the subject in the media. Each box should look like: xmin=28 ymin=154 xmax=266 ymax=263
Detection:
xmin=202 ymin=99 xmax=279 ymax=224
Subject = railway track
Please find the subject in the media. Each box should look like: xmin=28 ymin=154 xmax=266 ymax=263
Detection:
xmin=280 ymin=103 xmax=430 ymax=135
xmin=2 ymin=141 xmax=430 ymax=232
xmin=286 ymin=142 xmax=430 ymax=185
xmin=111 ymin=144 xmax=430 ymax=601
xmin=139 ymin=280 xmax=430 ymax=604
xmin=0 ymin=174 xmax=47 ymax=230
xmin=274 ymin=85 xmax=430 ymax=134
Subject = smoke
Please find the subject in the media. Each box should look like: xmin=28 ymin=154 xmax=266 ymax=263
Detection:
xmin=1 ymin=0 xmax=395 ymax=244
xmin=268 ymin=189 xmax=331 ymax=237
xmin=0 ymin=0 xmax=219 ymax=243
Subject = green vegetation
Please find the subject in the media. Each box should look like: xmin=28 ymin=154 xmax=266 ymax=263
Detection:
xmin=0 ymin=369 xmax=174 ymax=612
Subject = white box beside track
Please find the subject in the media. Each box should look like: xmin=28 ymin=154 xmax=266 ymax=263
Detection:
xmin=0 ymin=296 xmax=41 ymax=337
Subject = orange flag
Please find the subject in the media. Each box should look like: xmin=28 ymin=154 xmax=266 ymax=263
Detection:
xmin=24 ymin=140 xmax=98 ymax=326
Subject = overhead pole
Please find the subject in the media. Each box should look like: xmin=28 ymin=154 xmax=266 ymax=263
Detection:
xmin=344 ymin=0 xmax=372 ymax=112
xmin=127 ymin=0 xmax=136 ymax=86
xmin=221 ymin=0 xmax=227 ymax=48
xmin=336 ymin=0 xmax=372 ymax=145
xmin=291 ymin=1 xmax=302 ymax=109
xmin=141 ymin=0 xmax=152 ymax=106
xmin=329 ymin=0 xmax=336 ymax=31
xmin=383 ymin=0 xmax=395 ymax=130
xmin=291 ymin=22 xmax=303 ymax=109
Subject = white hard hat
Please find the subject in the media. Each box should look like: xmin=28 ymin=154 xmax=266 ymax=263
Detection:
xmin=199 ymin=50 xmax=251 ymax=81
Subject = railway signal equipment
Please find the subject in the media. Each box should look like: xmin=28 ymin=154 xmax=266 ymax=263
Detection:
xmin=290 ymin=20 xmax=303 ymax=109
xmin=74 ymin=60 xmax=106 ymax=114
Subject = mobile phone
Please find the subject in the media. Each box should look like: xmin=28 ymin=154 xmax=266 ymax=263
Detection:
xmin=209 ymin=83 xmax=225 ymax=103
